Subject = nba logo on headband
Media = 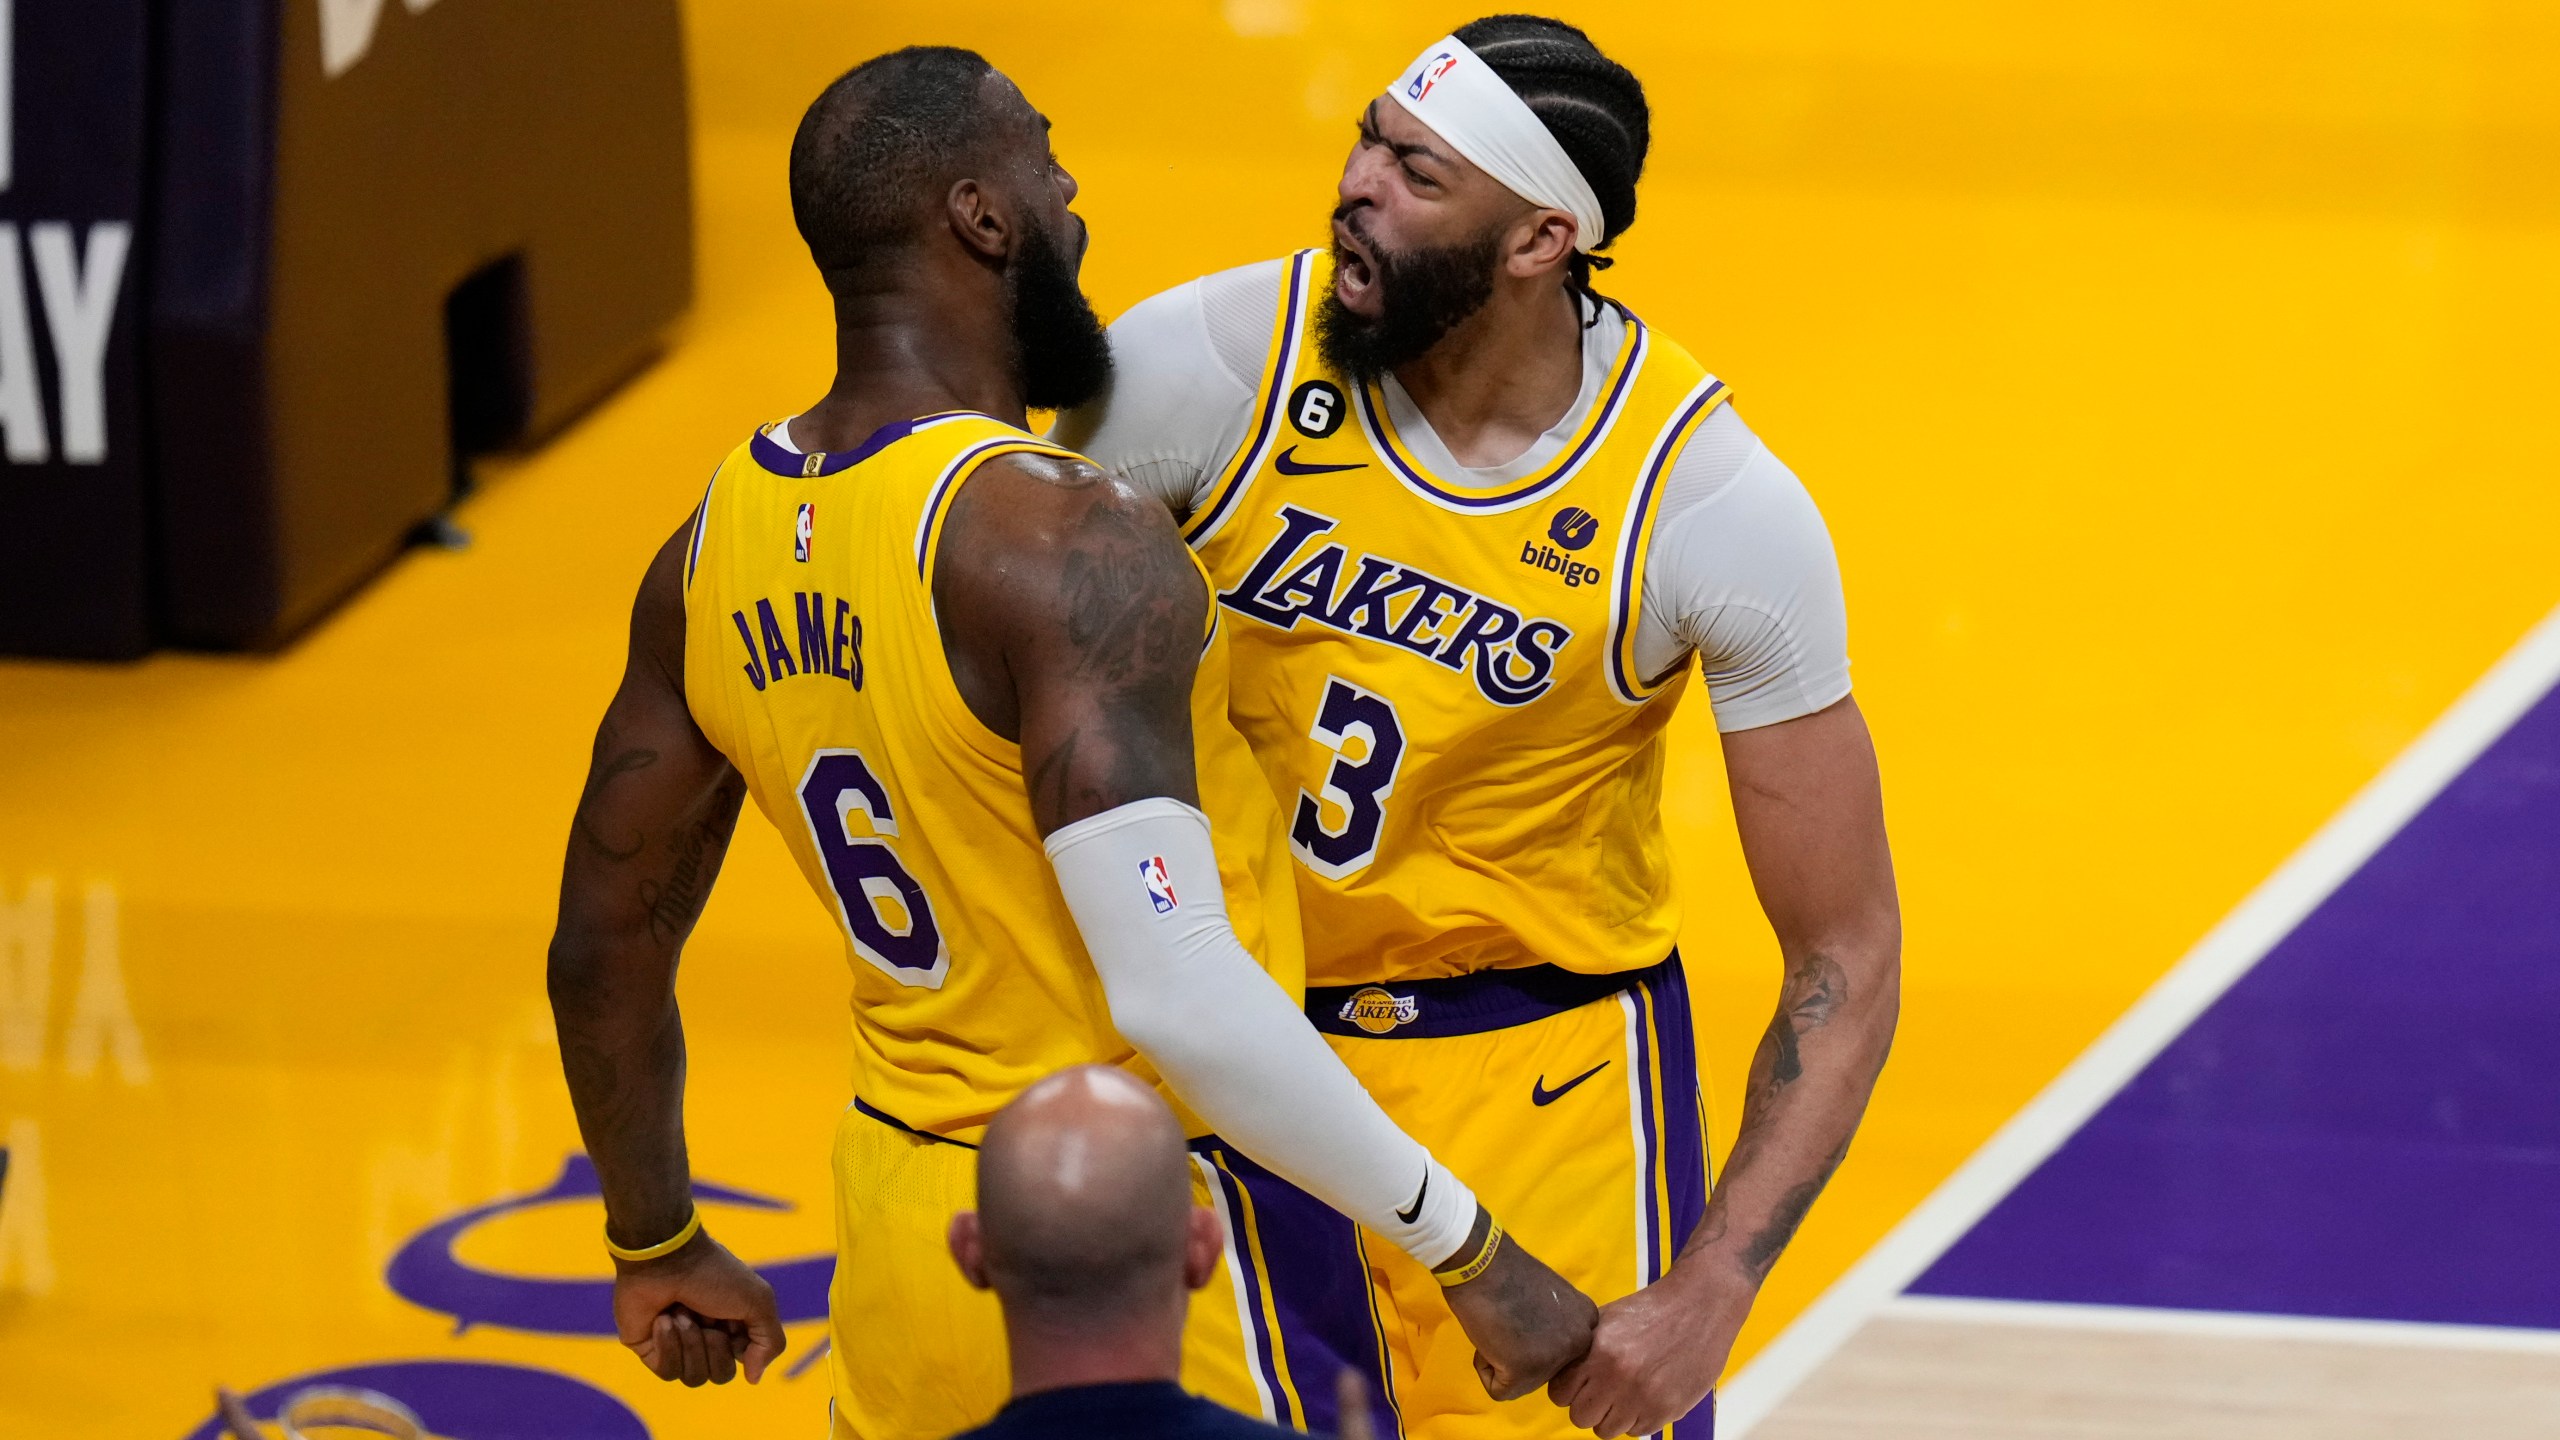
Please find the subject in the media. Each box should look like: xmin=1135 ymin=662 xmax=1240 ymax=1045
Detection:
xmin=1385 ymin=35 xmax=1607 ymax=254
xmin=1408 ymin=51 xmax=1460 ymax=102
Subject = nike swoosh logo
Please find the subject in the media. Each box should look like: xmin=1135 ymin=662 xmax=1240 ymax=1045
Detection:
xmin=1395 ymin=1172 xmax=1429 ymax=1225
xmin=1532 ymin=1061 xmax=1611 ymax=1106
xmin=1273 ymin=446 xmax=1367 ymax=476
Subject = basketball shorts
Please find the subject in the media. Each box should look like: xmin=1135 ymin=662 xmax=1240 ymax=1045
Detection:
xmin=1303 ymin=955 xmax=1715 ymax=1440
xmin=824 ymin=1099 xmax=1376 ymax=1440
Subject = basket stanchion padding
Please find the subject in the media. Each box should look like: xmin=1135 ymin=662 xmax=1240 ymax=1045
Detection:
xmin=151 ymin=0 xmax=692 ymax=650
xmin=0 ymin=0 xmax=152 ymax=659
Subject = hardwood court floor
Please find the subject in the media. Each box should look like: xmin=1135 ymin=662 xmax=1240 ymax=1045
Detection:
xmin=1725 ymin=613 xmax=2560 ymax=1432
xmin=1758 ymin=1302 xmax=2560 ymax=1439
xmin=6 ymin=2 xmax=2560 ymax=1437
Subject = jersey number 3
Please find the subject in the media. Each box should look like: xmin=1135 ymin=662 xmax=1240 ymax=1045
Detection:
xmin=1291 ymin=677 xmax=1406 ymax=880
xmin=798 ymin=750 xmax=950 ymax=988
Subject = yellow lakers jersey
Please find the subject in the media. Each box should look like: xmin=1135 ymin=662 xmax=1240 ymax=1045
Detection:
xmin=1187 ymin=251 xmax=1731 ymax=987
xmin=681 ymin=411 xmax=1305 ymax=1140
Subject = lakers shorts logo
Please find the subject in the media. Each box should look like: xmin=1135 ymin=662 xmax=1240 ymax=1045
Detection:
xmin=1338 ymin=986 xmax=1419 ymax=1034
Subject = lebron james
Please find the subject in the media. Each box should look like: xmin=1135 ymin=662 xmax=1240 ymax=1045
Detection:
xmin=545 ymin=47 xmax=1593 ymax=1439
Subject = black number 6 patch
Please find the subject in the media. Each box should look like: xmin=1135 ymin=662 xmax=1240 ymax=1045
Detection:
xmin=1289 ymin=380 xmax=1347 ymax=439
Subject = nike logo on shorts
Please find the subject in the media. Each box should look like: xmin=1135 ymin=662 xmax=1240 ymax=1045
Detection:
xmin=1532 ymin=1061 xmax=1610 ymax=1106
xmin=1273 ymin=445 xmax=1367 ymax=476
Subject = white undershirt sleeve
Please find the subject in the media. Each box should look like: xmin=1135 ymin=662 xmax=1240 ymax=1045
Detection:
xmin=1636 ymin=408 xmax=1853 ymax=731
xmin=1044 ymin=797 xmax=1480 ymax=1267
xmin=1048 ymin=260 xmax=1284 ymax=519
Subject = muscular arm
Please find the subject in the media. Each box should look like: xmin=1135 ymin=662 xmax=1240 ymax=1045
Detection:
xmin=934 ymin=451 xmax=1203 ymax=830
xmin=1689 ymin=695 xmax=1899 ymax=1282
xmin=936 ymin=455 xmax=1596 ymax=1394
xmin=1552 ymin=695 xmax=1899 ymax=1435
xmin=547 ymin=522 xmax=779 ymax=1385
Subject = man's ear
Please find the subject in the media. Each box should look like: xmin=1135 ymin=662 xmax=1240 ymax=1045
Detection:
xmin=1503 ymin=208 xmax=1578 ymax=280
xmin=949 ymin=1210 xmax=993 ymax=1290
xmin=1182 ymin=1206 xmax=1223 ymax=1291
xmin=946 ymin=177 xmax=1013 ymax=263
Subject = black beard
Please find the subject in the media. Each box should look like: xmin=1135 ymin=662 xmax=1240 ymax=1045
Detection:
xmin=1009 ymin=214 xmax=1113 ymax=411
xmin=1315 ymin=220 xmax=1502 ymax=385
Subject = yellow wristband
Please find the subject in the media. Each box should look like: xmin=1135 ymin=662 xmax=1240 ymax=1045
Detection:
xmin=605 ymin=1208 xmax=702 ymax=1263
xmin=1432 ymin=1218 xmax=1505 ymax=1287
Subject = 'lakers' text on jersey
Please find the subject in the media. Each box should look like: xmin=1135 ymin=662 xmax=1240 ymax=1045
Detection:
xmin=1188 ymin=249 xmax=1731 ymax=987
xmin=679 ymin=411 xmax=1304 ymax=1141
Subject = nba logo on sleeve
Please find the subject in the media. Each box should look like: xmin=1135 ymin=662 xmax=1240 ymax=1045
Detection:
xmin=1139 ymin=856 xmax=1178 ymax=913
xmin=794 ymin=504 xmax=815 ymax=562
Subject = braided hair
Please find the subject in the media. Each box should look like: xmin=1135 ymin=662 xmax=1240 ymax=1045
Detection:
xmin=1451 ymin=14 xmax=1650 ymax=318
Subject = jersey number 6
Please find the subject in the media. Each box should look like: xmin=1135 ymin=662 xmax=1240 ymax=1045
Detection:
xmin=798 ymin=750 xmax=950 ymax=988
xmin=1291 ymin=676 xmax=1406 ymax=880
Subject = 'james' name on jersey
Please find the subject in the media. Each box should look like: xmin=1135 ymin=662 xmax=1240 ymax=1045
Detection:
xmin=680 ymin=410 xmax=1304 ymax=1140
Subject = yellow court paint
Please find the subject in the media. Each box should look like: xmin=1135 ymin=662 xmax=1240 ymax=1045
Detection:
xmin=5 ymin=2 xmax=2558 ymax=1435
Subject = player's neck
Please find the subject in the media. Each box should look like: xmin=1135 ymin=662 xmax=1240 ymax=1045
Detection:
xmin=999 ymin=1304 xmax=1186 ymax=1400
xmin=799 ymin=286 xmax=1029 ymax=450
xmin=1393 ymin=278 xmax=1585 ymax=469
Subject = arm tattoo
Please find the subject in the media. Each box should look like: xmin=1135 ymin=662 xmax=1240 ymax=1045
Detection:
xmin=1022 ymin=490 xmax=1204 ymax=822
xmin=560 ymin=1034 xmax=619 ymax=1106
xmin=1739 ymin=1141 xmax=1850 ymax=1281
xmin=637 ymin=772 xmax=747 ymax=945
xmin=1057 ymin=503 xmax=1193 ymax=689
xmin=1749 ymin=953 xmax=1849 ymax=1113
xmin=1682 ymin=953 xmax=1860 ymax=1281
xmin=1026 ymin=728 xmax=1082 ymax=822
xmin=573 ymin=732 xmax=659 ymax=862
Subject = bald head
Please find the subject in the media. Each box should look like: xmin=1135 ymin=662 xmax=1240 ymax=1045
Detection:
xmin=957 ymin=1067 xmax=1212 ymax=1326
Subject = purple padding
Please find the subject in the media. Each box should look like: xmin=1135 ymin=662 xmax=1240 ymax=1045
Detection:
xmin=1913 ymin=676 xmax=2560 ymax=1328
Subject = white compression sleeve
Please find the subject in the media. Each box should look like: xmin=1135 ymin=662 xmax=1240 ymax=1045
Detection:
xmin=1045 ymin=797 xmax=1480 ymax=1267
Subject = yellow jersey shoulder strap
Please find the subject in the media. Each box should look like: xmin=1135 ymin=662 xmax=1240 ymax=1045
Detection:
xmin=1604 ymin=324 xmax=1734 ymax=703
xmin=680 ymin=459 xmax=721 ymax=594
xmin=916 ymin=420 xmax=1224 ymax=650
xmin=909 ymin=421 xmax=1097 ymax=585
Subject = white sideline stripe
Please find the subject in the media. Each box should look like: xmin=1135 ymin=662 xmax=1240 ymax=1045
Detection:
xmin=1719 ymin=599 xmax=2560 ymax=1436
xmin=1884 ymin=1295 xmax=2560 ymax=1355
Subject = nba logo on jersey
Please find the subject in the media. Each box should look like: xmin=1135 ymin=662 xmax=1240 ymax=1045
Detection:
xmin=1139 ymin=856 xmax=1178 ymax=913
xmin=1409 ymin=52 xmax=1459 ymax=101
xmin=794 ymin=504 xmax=815 ymax=562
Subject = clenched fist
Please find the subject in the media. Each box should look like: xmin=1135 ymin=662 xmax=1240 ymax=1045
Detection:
xmin=612 ymin=1229 xmax=788 ymax=1387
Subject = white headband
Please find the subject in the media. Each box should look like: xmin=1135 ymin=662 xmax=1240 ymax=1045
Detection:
xmin=1384 ymin=36 xmax=1606 ymax=254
